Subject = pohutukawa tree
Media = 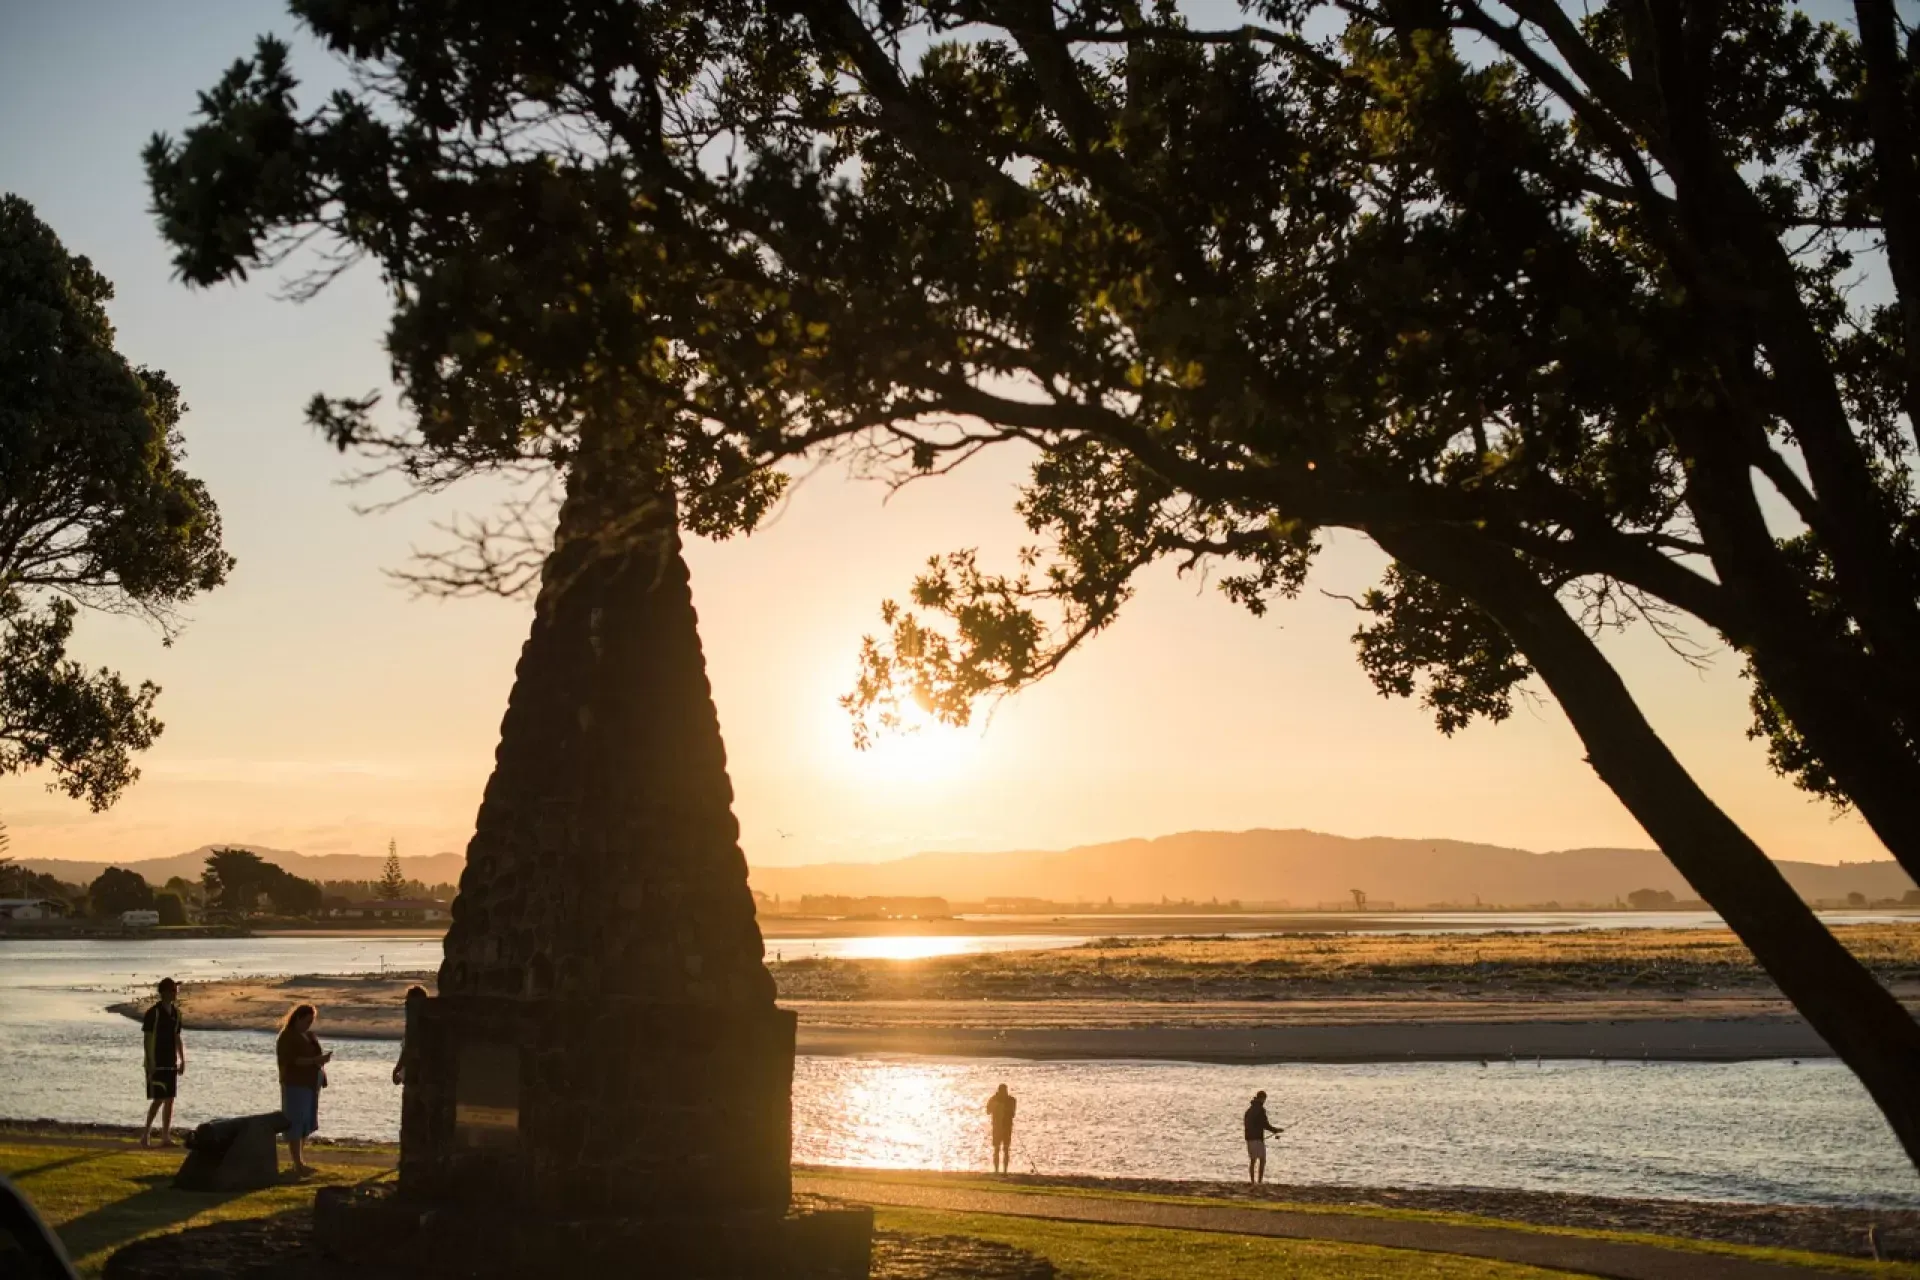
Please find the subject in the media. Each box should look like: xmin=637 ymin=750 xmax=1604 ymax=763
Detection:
xmin=148 ymin=2 xmax=1920 ymax=1167
xmin=0 ymin=195 xmax=233 ymax=810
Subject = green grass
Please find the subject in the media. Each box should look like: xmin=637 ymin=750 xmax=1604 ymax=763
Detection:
xmin=0 ymin=1141 xmax=386 ymax=1277
xmin=875 ymin=1207 xmax=1574 ymax=1278
xmin=805 ymin=1169 xmax=1920 ymax=1278
xmin=7 ymin=1140 xmax=1907 ymax=1279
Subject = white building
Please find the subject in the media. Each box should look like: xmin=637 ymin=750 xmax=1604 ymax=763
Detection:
xmin=0 ymin=898 xmax=64 ymax=920
xmin=329 ymin=898 xmax=449 ymax=923
xmin=121 ymin=909 xmax=161 ymax=928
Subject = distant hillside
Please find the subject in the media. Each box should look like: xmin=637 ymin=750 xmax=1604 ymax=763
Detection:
xmin=18 ymin=845 xmax=466 ymax=889
xmin=23 ymin=828 xmax=1912 ymax=909
xmin=745 ymin=829 xmax=1917 ymax=908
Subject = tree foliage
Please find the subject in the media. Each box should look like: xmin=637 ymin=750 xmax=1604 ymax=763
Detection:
xmin=144 ymin=0 xmax=1920 ymax=1163
xmin=201 ymin=847 xmax=321 ymax=916
xmin=142 ymin=2 xmax=1918 ymax=855
xmin=87 ymin=866 xmax=154 ymax=917
xmin=0 ymin=195 xmax=234 ymax=809
xmin=377 ymin=838 xmax=405 ymax=900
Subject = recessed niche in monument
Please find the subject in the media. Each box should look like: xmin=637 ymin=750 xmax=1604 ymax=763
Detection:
xmin=453 ymin=1042 xmax=520 ymax=1151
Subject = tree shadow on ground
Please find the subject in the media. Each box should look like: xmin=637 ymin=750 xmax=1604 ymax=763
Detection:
xmin=49 ymin=1173 xmax=244 ymax=1265
xmin=6 ymin=1152 xmax=109 ymax=1182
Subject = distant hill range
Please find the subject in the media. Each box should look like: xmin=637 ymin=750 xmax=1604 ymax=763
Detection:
xmin=20 ymin=828 xmax=1913 ymax=908
xmin=745 ymin=829 xmax=1917 ymax=908
xmin=16 ymin=845 xmax=466 ymax=890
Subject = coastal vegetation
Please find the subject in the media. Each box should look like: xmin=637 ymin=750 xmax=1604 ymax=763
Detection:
xmin=773 ymin=926 xmax=1920 ymax=1003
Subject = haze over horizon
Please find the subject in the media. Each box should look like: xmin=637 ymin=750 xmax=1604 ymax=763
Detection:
xmin=0 ymin=0 xmax=1889 ymax=872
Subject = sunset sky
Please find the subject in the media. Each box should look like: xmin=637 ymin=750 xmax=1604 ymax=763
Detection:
xmin=0 ymin=0 xmax=1888 ymax=872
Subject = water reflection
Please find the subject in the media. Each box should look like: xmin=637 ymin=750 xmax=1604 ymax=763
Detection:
xmin=771 ymin=935 xmax=1082 ymax=962
xmin=3 ymin=1007 xmax=1914 ymax=1207
xmin=791 ymin=1057 xmax=1920 ymax=1209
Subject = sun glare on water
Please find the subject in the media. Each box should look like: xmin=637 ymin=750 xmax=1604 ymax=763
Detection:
xmin=831 ymin=935 xmax=976 ymax=961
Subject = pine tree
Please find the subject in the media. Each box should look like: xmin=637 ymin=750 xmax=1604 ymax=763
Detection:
xmin=376 ymin=839 xmax=405 ymax=901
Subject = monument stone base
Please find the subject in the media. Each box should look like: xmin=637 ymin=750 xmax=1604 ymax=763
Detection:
xmin=312 ymin=1183 xmax=873 ymax=1278
xmin=396 ymin=994 xmax=801 ymax=1215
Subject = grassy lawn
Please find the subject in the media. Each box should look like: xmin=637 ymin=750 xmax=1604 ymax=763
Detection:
xmin=0 ymin=1141 xmax=384 ymax=1277
xmin=2 ymin=1140 xmax=1578 ymax=1278
xmin=6 ymin=1140 xmax=1908 ymax=1279
xmin=875 ymin=1206 xmax=1577 ymax=1279
xmin=807 ymin=1168 xmax=1920 ymax=1278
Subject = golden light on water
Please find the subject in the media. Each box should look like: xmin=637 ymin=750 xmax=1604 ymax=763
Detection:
xmin=829 ymin=935 xmax=982 ymax=961
xmin=803 ymin=1061 xmax=975 ymax=1170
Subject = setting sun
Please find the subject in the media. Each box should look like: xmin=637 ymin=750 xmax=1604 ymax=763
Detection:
xmin=825 ymin=694 xmax=984 ymax=789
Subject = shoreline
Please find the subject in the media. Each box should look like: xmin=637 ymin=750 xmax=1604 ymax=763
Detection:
xmin=90 ymin=925 xmax=1920 ymax=1062
xmin=108 ymin=973 xmax=1851 ymax=1063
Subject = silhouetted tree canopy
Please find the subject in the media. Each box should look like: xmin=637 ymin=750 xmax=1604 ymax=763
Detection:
xmin=377 ymin=839 xmax=405 ymax=900
xmin=87 ymin=866 xmax=154 ymax=917
xmin=0 ymin=195 xmax=234 ymax=809
xmin=201 ymin=847 xmax=320 ymax=916
xmin=145 ymin=0 xmax=1920 ymax=1166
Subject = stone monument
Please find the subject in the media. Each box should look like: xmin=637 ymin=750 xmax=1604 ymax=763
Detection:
xmin=316 ymin=436 xmax=871 ymax=1276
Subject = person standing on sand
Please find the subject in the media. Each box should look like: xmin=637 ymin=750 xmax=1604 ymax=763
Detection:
xmin=986 ymin=1083 xmax=1017 ymax=1174
xmin=276 ymin=1003 xmax=332 ymax=1175
xmin=140 ymin=977 xmax=186 ymax=1147
xmin=391 ymin=985 xmax=427 ymax=1085
xmin=1244 ymin=1090 xmax=1282 ymax=1185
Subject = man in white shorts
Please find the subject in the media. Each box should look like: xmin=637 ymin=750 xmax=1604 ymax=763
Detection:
xmin=1243 ymin=1090 xmax=1282 ymax=1184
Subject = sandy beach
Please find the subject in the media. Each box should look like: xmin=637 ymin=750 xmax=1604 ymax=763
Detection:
xmin=106 ymin=925 xmax=1919 ymax=1061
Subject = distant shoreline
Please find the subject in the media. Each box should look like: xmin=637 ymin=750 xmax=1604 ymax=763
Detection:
xmin=10 ymin=907 xmax=1918 ymax=947
xmin=107 ymin=974 xmax=1856 ymax=1064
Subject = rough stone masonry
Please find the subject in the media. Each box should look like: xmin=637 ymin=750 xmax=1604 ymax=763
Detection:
xmin=394 ymin=435 xmax=796 ymax=1221
xmin=307 ymin=430 xmax=866 ymax=1280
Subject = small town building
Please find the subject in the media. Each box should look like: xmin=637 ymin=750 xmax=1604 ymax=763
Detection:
xmin=328 ymin=898 xmax=449 ymax=923
xmin=0 ymin=898 xmax=67 ymax=921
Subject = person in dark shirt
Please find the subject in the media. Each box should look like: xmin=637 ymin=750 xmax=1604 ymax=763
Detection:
xmin=391 ymin=985 xmax=427 ymax=1085
xmin=140 ymin=978 xmax=185 ymax=1147
xmin=1243 ymin=1090 xmax=1282 ymax=1184
xmin=276 ymin=1003 xmax=332 ymax=1175
xmin=985 ymin=1083 xmax=1018 ymax=1174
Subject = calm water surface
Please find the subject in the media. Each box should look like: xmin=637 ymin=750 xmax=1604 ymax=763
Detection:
xmin=4 ymin=935 xmax=1916 ymax=1208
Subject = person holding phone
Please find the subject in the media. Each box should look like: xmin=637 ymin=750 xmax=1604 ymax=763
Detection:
xmin=275 ymin=1004 xmax=331 ymax=1175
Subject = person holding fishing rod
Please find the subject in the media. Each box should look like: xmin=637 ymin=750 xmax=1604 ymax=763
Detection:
xmin=1243 ymin=1090 xmax=1285 ymax=1185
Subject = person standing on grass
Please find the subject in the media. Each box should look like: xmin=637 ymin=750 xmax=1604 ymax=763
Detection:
xmin=1244 ymin=1090 xmax=1282 ymax=1185
xmin=276 ymin=1003 xmax=331 ymax=1175
xmin=140 ymin=977 xmax=186 ymax=1147
xmin=986 ymin=1083 xmax=1017 ymax=1174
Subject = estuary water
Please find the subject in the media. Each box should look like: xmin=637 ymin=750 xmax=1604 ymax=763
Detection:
xmin=3 ymin=934 xmax=1917 ymax=1208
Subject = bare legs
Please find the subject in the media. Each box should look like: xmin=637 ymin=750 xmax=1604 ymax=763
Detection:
xmin=141 ymin=1098 xmax=174 ymax=1147
xmin=992 ymin=1136 xmax=1011 ymax=1174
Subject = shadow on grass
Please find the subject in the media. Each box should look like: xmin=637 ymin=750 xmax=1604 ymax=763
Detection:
xmin=8 ymin=1153 xmax=109 ymax=1182
xmin=50 ymin=1174 xmax=245 ymax=1265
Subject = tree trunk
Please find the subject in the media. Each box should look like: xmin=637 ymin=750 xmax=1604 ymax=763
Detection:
xmin=1671 ymin=434 xmax=1920 ymax=880
xmin=1374 ymin=523 xmax=1920 ymax=1174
